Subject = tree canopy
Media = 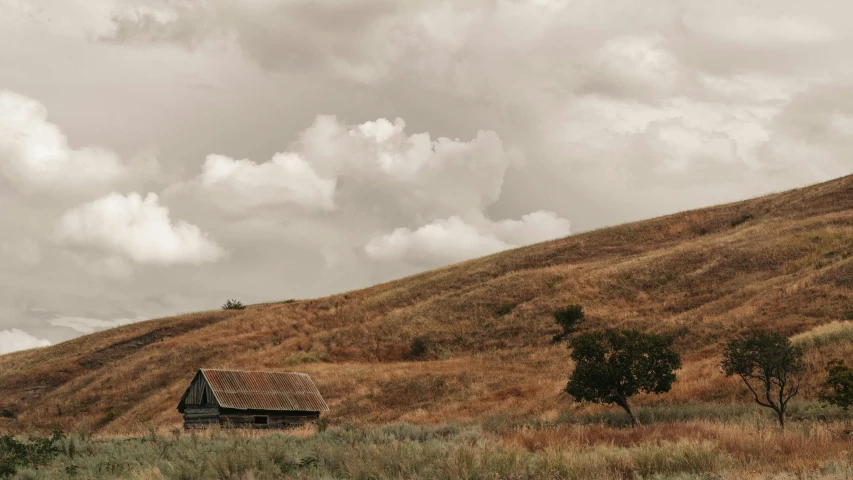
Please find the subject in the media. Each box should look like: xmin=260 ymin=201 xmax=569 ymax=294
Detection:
xmin=565 ymin=329 xmax=681 ymax=426
xmin=721 ymin=332 xmax=803 ymax=428
xmin=821 ymin=358 xmax=853 ymax=411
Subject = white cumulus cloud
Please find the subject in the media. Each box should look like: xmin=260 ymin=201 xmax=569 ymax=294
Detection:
xmin=365 ymin=212 xmax=571 ymax=267
xmin=365 ymin=216 xmax=512 ymax=266
xmin=306 ymin=116 xmax=511 ymax=222
xmin=198 ymin=153 xmax=336 ymax=211
xmin=56 ymin=192 xmax=226 ymax=266
xmin=0 ymin=90 xmax=129 ymax=192
xmin=0 ymin=328 xmax=51 ymax=355
xmin=491 ymin=211 xmax=573 ymax=247
xmin=182 ymin=115 xmax=512 ymax=222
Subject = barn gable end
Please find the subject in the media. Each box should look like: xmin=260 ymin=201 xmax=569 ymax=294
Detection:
xmin=177 ymin=371 xmax=220 ymax=428
xmin=178 ymin=371 xmax=217 ymax=410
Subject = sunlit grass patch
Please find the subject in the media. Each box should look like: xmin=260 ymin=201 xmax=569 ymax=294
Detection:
xmin=792 ymin=321 xmax=853 ymax=350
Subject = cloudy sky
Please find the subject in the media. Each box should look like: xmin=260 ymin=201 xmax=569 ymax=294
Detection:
xmin=1 ymin=0 xmax=851 ymax=354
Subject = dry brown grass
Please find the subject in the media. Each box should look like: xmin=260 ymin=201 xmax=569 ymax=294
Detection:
xmin=499 ymin=419 xmax=853 ymax=478
xmin=2 ymin=174 xmax=853 ymax=438
xmin=20 ymin=419 xmax=853 ymax=479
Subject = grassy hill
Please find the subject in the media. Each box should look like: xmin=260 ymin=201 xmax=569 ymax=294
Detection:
xmin=2 ymin=174 xmax=853 ymax=435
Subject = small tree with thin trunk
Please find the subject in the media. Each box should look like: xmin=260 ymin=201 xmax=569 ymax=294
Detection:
xmin=565 ymin=329 xmax=681 ymax=427
xmin=820 ymin=358 xmax=853 ymax=411
xmin=721 ymin=332 xmax=803 ymax=428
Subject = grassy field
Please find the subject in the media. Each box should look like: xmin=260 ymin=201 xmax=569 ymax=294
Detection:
xmin=5 ymin=405 xmax=853 ymax=480
xmin=2 ymin=175 xmax=853 ymax=477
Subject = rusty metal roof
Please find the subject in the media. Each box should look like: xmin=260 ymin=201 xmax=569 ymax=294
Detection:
xmin=200 ymin=369 xmax=329 ymax=412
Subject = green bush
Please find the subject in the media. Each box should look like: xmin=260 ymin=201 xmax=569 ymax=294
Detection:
xmin=552 ymin=304 xmax=585 ymax=343
xmin=0 ymin=427 xmax=64 ymax=478
xmin=494 ymin=303 xmax=517 ymax=316
xmin=221 ymin=299 xmax=246 ymax=310
xmin=821 ymin=359 xmax=853 ymax=410
xmin=409 ymin=336 xmax=432 ymax=359
xmin=730 ymin=213 xmax=755 ymax=228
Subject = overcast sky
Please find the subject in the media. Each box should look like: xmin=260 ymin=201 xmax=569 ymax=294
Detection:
xmin=1 ymin=0 xmax=851 ymax=354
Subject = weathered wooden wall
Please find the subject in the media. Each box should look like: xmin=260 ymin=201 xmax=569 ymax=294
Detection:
xmin=182 ymin=407 xmax=319 ymax=429
xmin=182 ymin=405 xmax=219 ymax=429
xmin=182 ymin=373 xmax=215 ymax=406
xmin=219 ymin=409 xmax=320 ymax=429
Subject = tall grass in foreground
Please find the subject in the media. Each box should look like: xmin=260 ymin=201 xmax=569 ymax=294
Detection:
xmin=6 ymin=413 xmax=853 ymax=480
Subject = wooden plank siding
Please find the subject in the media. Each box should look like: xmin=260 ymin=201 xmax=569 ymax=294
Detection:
xmin=181 ymin=371 xmax=216 ymax=406
xmin=183 ymin=405 xmax=219 ymax=429
xmin=219 ymin=409 xmax=320 ymax=429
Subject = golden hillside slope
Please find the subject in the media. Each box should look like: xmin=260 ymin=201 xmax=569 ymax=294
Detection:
xmin=2 ymin=175 xmax=853 ymax=434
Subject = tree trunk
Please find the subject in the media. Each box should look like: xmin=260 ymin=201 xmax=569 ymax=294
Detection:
xmin=617 ymin=399 xmax=640 ymax=427
xmin=776 ymin=409 xmax=785 ymax=429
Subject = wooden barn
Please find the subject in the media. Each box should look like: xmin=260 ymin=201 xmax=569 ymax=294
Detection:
xmin=176 ymin=368 xmax=329 ymax=429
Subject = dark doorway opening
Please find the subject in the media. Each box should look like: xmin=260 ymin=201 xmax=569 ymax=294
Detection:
xmin=253 ymin=416 xmax=268 ymax=426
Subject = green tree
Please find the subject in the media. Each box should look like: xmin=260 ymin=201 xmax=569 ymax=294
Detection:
xmin=552 ymin=304 xmax=585 ymax=343
xmin=721 ymin=332 xmax=803 ymax=428
xmin=820 ymin=358 xmax=853 ymax=411
xmin=565 ymin=329 xmax=681 ymax=427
